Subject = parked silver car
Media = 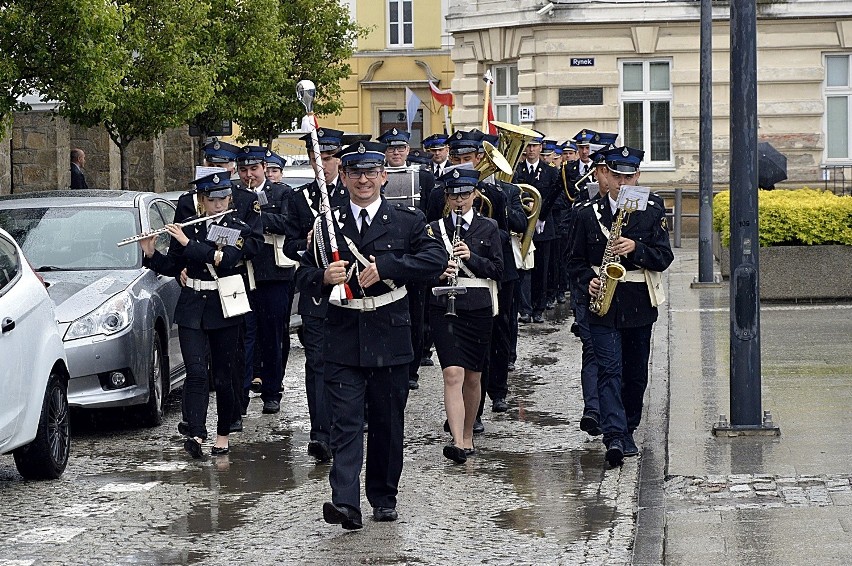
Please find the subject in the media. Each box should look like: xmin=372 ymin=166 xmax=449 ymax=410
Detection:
xmin=0 ymin=191 xmax=185 ymax=427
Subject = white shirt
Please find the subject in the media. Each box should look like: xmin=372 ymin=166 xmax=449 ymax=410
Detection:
xmin=450 ymin=208 xmax=475 ymax=229
xmin=609 ymin=194 xmax=619 ymax=215
xmin=525 ymin=160 xmax=540 ymax=174
xmin=579 ymin=160 xmax=592 ymax=175
xmin=351 ymin=199 xmax=383 ymax=232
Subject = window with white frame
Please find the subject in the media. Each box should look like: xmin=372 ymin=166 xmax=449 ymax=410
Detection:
xmin=620 ymin=60 xmax=673 ymax=166
xmin=388 ymin=0 xmax=413 ymax=47
xmin=826 ymin=54 xmax=852 ymax=160
xmin=493 ymin=64 xmax=519 ymax=125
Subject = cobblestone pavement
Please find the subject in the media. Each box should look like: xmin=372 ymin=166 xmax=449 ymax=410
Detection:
xmin=0 ymin=304 xmax=642 ymax=566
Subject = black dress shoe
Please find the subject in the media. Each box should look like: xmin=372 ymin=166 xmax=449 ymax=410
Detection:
xmin=606 ymin=439 xmax=625 ymax=468
xmin=420 ymin=357 xmax=434 ymax=367
xmin=518 ymin=314 xmax=532 ymax=323
xmin=261 ymin=400 xmax=280 ymax=414
xmin=443 ymin=444 xmax=467 ymax=464
xmin=464 ymin=446 xmax=476 ymax=457
xmin=532 ymin=313 xmax=545 ymax=323
xmin=408 ymin=379 xmax=419 ymax=390
xmin=623 ymin=433 xmax=639 ymax=457
xmin=177 ymin=421 xmax=190 ymax=436
xmin=443 ymin=419 xmax=450 ymax=433
xmin=580 ymin=413 xmax=602 ymax=436
xmin=307 ymin=440 xmax=333 ymax=462
xmin=492 ymin=398 xmax=509 ymax=413
xmin=473 ymin=417 xmax=485 ymax=435
xmin=250 ymin=378 xmax=263 ymax=394
xmin=372 ymin=507 xmax=398 ymax=522
xmin=322 ymin=502 xmax=363 ymax=530
xmin=570 ymin=322 xmax=581 ymax=337
xmin=229 ymin=418 xmax=243 ymax=433
xmin=183 ymin=437 xmax=203 ymax=459
xmin=211 ymin=446 xmax=229 ymax=456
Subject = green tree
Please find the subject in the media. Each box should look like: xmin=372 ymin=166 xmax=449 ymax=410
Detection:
xmin=235 ymin=0 xmax=366 ymax=147
xmin=51 ymin=0 xmax=217 ymax=189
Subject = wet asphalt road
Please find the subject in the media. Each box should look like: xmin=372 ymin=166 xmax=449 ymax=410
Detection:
xmin=0 ymin=304 xmax=639 ymax=565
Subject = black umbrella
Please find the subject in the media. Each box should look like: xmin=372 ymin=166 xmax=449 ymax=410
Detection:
xmin=757 ymin=141 xmax=787 ymax=189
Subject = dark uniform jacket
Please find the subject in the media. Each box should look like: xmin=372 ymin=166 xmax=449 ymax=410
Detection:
xmin=143 ymin=212 xmax=263 ymax=330
xmin=71 ymin=163 xmax=88 ymax=190
xmin=428 ymin=212 xmax=503 ymax=312
xmin=247 ymin=180 xmax=294 ymax=282
xmin=567 ymin=193 xmax=673 ymax=329
xmin=295 ymin=199 xmax=447 ymax=367
xmin=283 ymin=178 xmax=349 ymax=318
xmin=561 ymin=159 xmax=595 ymax=203
xmin=513 ymin=161 xmax=561 ymax=242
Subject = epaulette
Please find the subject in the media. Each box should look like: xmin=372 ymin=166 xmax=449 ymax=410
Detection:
xmin=582 ymin=201 xmax=594 ymax=207
xmin=395 ymin=203 xmax=419 ymax=214
xmin=230 ymin=216 xmax=249 ymax=227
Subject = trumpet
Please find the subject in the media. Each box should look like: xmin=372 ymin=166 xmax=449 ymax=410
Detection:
xmin=117 ymin=209 xmax=232 ymax=247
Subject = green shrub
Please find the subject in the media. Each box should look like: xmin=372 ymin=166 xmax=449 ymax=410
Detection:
xmin=713 ymin=188 xmax=852 ymax=247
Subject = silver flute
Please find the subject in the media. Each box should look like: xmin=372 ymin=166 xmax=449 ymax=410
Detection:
xmin=116 ymin=209 xmax=232 ymax=247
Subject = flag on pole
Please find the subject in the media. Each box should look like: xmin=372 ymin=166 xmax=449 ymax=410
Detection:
xmin=405 ymin=87 xmax=421 ymax=133
xmin=482 ymin=70 xmax=496 ymax=135
xmin=428 ymin=81 xmax=454 ymax=108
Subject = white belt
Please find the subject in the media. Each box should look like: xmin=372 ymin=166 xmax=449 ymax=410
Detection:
xmin=592 ymin=265 xmax=646 ymax=283
xmin=185 ymin=277 xmax=219 ymax=291
xmin=333 ymin=287 xmax=408 ymax=312
xmin=461 ymin=277 xmax=491 ymax=289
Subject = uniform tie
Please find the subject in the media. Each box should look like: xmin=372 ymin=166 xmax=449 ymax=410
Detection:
xmin=359 ymin=208 xmax=370 ymax=239
xmin=457 ymin=217 xmax=467 ymax=232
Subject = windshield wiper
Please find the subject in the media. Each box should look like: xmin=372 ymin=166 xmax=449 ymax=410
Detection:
xmin=34 ymin=265 xmax=65 ymax=272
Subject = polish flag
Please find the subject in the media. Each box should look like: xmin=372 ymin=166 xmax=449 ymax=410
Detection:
xmin=428 ymin=81 xmax=454 ymax=108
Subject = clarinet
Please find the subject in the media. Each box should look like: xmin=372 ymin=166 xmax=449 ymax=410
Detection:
xmin=445 ymin=207 xmax=465 ymax=318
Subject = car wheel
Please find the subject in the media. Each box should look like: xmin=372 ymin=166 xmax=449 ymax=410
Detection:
xmin=138 ymin=334 xmax=165 ymax=427
xmin=13 ymin=371 xmax=71 ymax=480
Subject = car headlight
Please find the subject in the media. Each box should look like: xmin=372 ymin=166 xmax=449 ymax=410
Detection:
xmin=65 ymin=291 xmax=134 ymax=340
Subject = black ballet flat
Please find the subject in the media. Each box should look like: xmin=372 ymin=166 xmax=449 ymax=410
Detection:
xmin=211 ymin=446 xmax=229 ymax=456
xmin=183 ymin=437 xmax=203 ymax=459
xmin=464 ymin=446 xmax=476 ymax=457
xmin=443 ymin=444 xmax=467 ymax=464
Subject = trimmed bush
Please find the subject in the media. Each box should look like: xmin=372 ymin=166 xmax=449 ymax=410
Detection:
xmin=713 ymin=188 xmax=852 ymax=247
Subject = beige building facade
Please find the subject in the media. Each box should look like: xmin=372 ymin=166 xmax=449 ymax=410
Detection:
xmin=447 ymin=0 xmax=852 ymax=190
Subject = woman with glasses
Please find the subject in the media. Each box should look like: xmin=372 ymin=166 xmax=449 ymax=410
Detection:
xmin=429 ymin=168 xmax=503 ymax=464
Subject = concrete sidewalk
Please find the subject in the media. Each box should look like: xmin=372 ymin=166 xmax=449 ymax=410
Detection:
xmin=635 ymin=238 xmax=852 ymax=565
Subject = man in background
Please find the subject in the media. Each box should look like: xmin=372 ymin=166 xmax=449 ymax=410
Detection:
xmin=70 ymin=149 xmax=89 ymax=190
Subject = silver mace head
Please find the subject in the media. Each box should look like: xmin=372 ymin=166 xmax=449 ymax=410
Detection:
xmin=296 ymin=80 xmax=316 ymax=113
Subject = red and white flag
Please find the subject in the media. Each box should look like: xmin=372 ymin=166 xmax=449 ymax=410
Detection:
xmin=428 ymin=81 xmax=454 ymax=108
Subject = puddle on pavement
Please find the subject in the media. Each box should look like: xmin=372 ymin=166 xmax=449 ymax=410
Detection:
xmin=528 ymin=355 xmax=559 ymax=367
xmin=486 ymin=449 xmax=617 ymax=542
xmin=114 ymin=548 xmax=207 ymax=565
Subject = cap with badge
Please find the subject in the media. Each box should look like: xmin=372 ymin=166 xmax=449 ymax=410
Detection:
xmin=440 ymin=165 xmax=480 ymax=194
xmin=422 ymin=133 xmax=449 ymax=150
xmin=202 ymin=140 xmax=240 ymax=163
xmin=300 ymin=127 xmax=344 ymax=153
xmin=377 ymin=128 xmax=411 ymax=147
xmin=407 ymin=149 xmax=432 ymax=166
xmin=561 ymin=141 xmax=578 ymax=152
xmin=192 ymin=172 xmax=233 ymax=198
xmin=605 ymin=146 xmax=645 ymax=174
xmin=573 ymin=129 xmax=597 ymax=146
xmin=541 ymin=140 xmax=559 ymax=156
xmin=448 ymin=130 xmax=481 ymax=156
xmin=264 ymin=151 xmax=285 ymax=169
xmin=236 ymin=145 xmax=269 ymax=165
xmin=592 ymin=132 xmax=618 ymax=148
xmin=527 ymin=131 xmax=545 ymax=145
xmin=335 ymin=141 xmax=388 ymax=169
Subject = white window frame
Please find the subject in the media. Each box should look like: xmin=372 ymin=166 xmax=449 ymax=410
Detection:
xmin=824 ymin=53 xmax=852 ymax=163
xmin=387 ymin=0 xmax=413 ymax=48
xmin=618 ymin=58 xmax=674 ymax=169
xmin=492 ymin=64 xmax=520 ymax=126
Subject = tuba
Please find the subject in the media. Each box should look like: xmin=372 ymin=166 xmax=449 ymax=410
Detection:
xmin=473 ymin=140 xmax=513 ymax=218
xmin=491 ymin=121 xmax=542 ymax=259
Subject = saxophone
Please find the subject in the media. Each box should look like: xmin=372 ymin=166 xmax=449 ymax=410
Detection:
xmin=589 ymin=207 xmax=628 ymax=316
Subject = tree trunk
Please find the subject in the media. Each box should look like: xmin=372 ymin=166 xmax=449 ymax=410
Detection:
xmin=119 ymin=141 xmax=129 ymax=191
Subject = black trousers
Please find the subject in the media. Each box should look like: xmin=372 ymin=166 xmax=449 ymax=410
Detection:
xmin=479 ymin=280 xmax=516 ymax=416
xmin=324 ymin=362 xmax=409 ymax=512
xmin=531 ymin=239 xmax=553 ymax=315
xmin=251 ymin=280 xmax=291 ymax=403
xmin=407 ymin=282 xmax=427 ymax=381
xmin=299 ymin=314 xmax=331 ymax=444
xmin=180 ymin=324 xmax=240 ymax=439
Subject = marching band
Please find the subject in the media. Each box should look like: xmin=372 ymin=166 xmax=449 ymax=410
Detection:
xmin=134 ymin=97 xmax=673 ymax=528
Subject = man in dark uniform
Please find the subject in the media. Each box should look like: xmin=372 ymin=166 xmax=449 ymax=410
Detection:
xmin=377 ymin=127 xmax=436 ymax=391
xmin=423 ymin=133 xmax=450 ymax=179
xmin=568 ymin=146 xmax=673 ymax=467
xmin=296 ymin=141 xmax=446 ymax=530
xmin=283 ymin=127 xmax=347 ymax=462
xmin=513 ymin=133 xmax=561 ymax=323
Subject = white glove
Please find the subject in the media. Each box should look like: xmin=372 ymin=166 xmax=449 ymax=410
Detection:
xmin=535 ymin=220 xmax=546 ymax=234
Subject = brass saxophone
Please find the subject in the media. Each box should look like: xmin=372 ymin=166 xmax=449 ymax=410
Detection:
xmin=589 ymin=207 xmax=628 ymax=316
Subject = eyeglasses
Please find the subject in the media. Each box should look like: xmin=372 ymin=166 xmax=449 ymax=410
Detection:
xmin=447 ymin=191 xmax=474 ymax=200
xmin=343 ymin=170 xmax=382 ymax=179
xmin=386 ymin=146 xmax=408 ymax=153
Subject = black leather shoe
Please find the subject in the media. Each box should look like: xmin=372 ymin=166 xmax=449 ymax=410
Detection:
xmin=606 ymin=439 xmax=625 ymax=468
xmin=408 ymin=379 xmax=419 ymax=390
xmin=211 ymin=445 xmax=229 ymax=456
xmin=183 ymin=437 xmax=203 ymax=459
xmin=532 ymin=313 xmax=545 ymax=323
xmin=492 ymin=398 xmax=509 ymax=413
xmin=464 ymin=446 xmax=476 ymax=457
xmin=177 ymin=421 xmax=190 ymax=436
xmin=518 ymin=314 xmax=532 ymax=323
xmin=262 ymin=400 xmax=280 ymax=414
xmin=322 ymin=502 xmax=363 ymax=530
xmin=443 ymin=444 xmax=467 ymax=464
xmin=443 ymin=419 xmax=450 ymax=433
xmin=580 ymin=414 xmax=602 ymax=436
xmin=372 ymin=507 xmax=398 ymax=522
xmin=250 ymin=378 xmax=263 ymax=394
xmin=307 ymin=440 xmax=333 ymax=462
xmin=420 ymin=357 xmax=434 ymax=367
xmin=623 ymin=433 xmax=639 ymax=457
xmin=473 ymin=417 xmax=485 ymax=435
xmin=229 ymin=418 xmax=243 ymax=433
xmin=570 ymin=322 xmax=581 ymax=337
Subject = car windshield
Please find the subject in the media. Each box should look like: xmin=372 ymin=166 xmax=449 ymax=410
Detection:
xmin=0 ymin=207 xmax=141 ymax=270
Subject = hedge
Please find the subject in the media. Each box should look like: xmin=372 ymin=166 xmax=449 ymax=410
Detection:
xmin=713 ymin=188 xmax=852 ymax=247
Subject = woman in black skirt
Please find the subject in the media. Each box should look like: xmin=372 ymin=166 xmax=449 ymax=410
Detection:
xmin=429 ymin=168 xmax=503 ymax=463
xmin=140 ymin=173 xmax=262 ymax=458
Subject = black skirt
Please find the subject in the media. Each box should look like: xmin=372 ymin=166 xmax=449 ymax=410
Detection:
xmin=429 ymin=306 xmax=494 ymax=371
